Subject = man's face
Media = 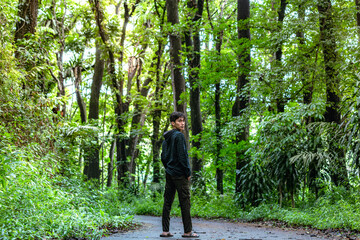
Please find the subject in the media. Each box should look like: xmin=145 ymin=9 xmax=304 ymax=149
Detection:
xmin=171 ymin=117 xmax=185 ymax=131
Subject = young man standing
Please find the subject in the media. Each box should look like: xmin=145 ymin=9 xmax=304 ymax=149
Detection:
xmin=160 ymin=112 xmax=199 ymax=238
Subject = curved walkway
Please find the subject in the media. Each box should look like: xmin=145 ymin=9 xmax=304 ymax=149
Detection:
xmin=101 ymin=215 xmax=329 ymax=240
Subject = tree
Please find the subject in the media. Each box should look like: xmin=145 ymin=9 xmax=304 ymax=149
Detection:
xmin=82 ymin=44 xmax=104 ymax=181
xmin=152 ymin=1 xmax=169 ymax=183
xmin=233 ymin=0 xmax=251 ymax=194
xmin=167 ymin=0 xmax=187 ymax=114
xmin=318 ymin=0 xmax=349 ymax=187
xmin=15 ymin=0 xmax=39 ymax=60
xmin=89 ymin=0 xmax=140 ymax=187
xmin=206 ymin=0 xmax=234 ymax=194
xmin=184 ymin=0 xmax=205 ymax=188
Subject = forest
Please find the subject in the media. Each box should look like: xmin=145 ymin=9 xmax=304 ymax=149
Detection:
xmin=1 ymin=0 xmax=360 ymax=239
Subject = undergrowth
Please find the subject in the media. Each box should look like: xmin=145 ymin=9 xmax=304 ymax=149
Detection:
xmin=131 ymin=186 xmax=360 ymax=232
xmin=0 ymin=144 xmax=135 ymax=240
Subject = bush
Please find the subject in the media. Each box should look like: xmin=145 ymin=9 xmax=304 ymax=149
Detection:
xmin=0 ymin=145 xmax=135 ymax=240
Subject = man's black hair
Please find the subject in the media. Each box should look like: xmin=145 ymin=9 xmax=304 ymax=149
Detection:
xmin=170 ymin=111 xmax=186 ymax=122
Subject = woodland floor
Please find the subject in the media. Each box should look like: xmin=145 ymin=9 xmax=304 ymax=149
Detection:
xmin=100 ymin=215 xmax=360 ymax=240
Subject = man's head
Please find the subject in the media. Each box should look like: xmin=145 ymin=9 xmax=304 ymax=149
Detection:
xmin=170 ymin=112 xmax=186 ymax=131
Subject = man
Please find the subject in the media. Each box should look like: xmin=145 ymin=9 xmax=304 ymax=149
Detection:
xmin=160 ymin=112 xmax=199 ymax=238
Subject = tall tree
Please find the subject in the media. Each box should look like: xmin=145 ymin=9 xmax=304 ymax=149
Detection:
xmin=233 ymin=0 xmax=251 ymax=194
xmin=296 ymin=2 xmax=319 ymax=199
xmin=89 ymin=0 xmax=140 ymax=186
xmin=318 ymin=0 xmax=349 ymax=187
xmin=208 ymin=0 xmax=226 ymax=194
xmin=167 ymin=0 xmax=186 ymax=114
xmin=296 ymin=3 xmax=313 ymax=108
xmin=273 ymin=0 xmax=288 ymax=113
xmin=151 ymin=1 xmax=168 ymax=184
xmin=206 ymin=0 xmax=234 ymax=194
xmin=184 ymin=0 xmax=205 ymax=187
xmin=115 ymin=0 xmax=141 ymax=187
xmin=83 ymin=45 xmax=104 ymax=181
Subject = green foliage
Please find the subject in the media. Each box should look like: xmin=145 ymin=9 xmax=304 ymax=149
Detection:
xmin=235 ymin=157 xmax=274 ymax=207
xmin=131 ymin=186 xmax=360 ymax=231
xmin=2 ymin=0 xmax=360 ymax=237
xmin=0 ymin=145 xmax=134 ymax=240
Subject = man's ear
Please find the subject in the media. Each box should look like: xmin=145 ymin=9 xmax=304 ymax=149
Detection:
xmin=171 ymin=121 xmax=175 ymax=127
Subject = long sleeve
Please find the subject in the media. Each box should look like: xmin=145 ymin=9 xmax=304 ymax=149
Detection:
xmin=175 ymin=133 xmax=191 ymax=177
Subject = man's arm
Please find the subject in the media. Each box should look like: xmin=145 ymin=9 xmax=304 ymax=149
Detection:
xmin=175 ymin=133 xmax=191 ymax=178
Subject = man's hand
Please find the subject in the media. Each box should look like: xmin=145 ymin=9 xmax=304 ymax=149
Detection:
xmin=187 ymin=176 xmax=191 ymax=181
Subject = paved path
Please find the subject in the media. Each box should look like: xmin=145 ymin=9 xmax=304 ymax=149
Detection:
xmin=102 ymin=215 xmax=329 ymax=240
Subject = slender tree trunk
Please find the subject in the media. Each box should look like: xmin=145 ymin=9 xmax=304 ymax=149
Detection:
xmin=184 ymin=0 xmax=205 ymax=188
xmin=127 ymin=41 xmax=155 ymax=182
xmin=206 ymin=0 xmax=227 ymax=195
xmin=167 ymin=0 xmax=186 ymax=114
xmin=215 ymin=81 xmax=223 ymax=194
xmin=278 ymin=185 xmax=283 ymax=208
xmin=215 ymin=30 xmax=224 ymax=194
xmin=152 ymin=44 xmax=167 ymax=183
xmin=152 ymin=108 xmax=162 ymax=183
xmin=274 ymin=0 xmax=288 ymax=113
xmin=318 ymin=0 xmax=349 ymax=187
xmin=89 ymin=0 xmax=139 ymax=187
xmin=107 ymin=139 xmax=116 ymax=187
xmin=74 ymin=66 xmax=87 ymax=123
xmin=88 ymin=46 xmax=104 ymax=121
xmin=83 ymin=44 xmax=104 ymax=181
xmin=115 ymin=0 xmax=140 ymax=187
xmin=167 ymin=0 xmax=190 ymax=152
xmin=297 ymin=4 xmax=313 ymax=108
xmin=234 ymin=0 xmax=251 ymax=194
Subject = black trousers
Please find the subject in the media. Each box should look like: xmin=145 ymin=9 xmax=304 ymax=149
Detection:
xmin=162 ymin=173 xmax=192 ymax=233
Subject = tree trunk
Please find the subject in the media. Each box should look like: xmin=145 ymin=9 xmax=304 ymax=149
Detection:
xmin=127 ymin=40 xmax=154 ymax=182
xmin=206 ymin=0 xmax=227 ymax=195
xmin=152 ymin=43 xmax=168 ymax=184
xmin=89 ymin=0 xmax=139 ymax=187
xmin=215 ymin=80 xmax=223 ymax=194
xmin=167 ymin=0 xmax=186 ymax=114
xmin=151 ymin=5 xmax=167 ymax=183
xmin=107 ymin=139 xmax=116 ymax=187
xmin=215 ymin=30 xmax=224 ymax=194
xmin=297 ymin=4 xmax=313 ymax=108
xmin=152 ymin=105 xmax=162 ymax=184
xmin=184 ymin=0 xmax=205 ymax=188
xmin=74 ymin=66 xmax=87 ymax=124
xmin=234 ymin=0 xmax=251 ymax=194
xmin=274 ymin=0 xmax=288 ymax=113
xmin=278 ymin=184 xmax=283 ymax=208
xmin=88 ymin=46 xmax=104 ymax=121
xmin=318 ymin=0 xmax=349 ymax=187
xmin=83 ymin=44 xmax=104 ymax=181
xmin=115 ymin=0 xmax=140 ymax=187
xmin=15 ymin=0 xmax=39 ymax=61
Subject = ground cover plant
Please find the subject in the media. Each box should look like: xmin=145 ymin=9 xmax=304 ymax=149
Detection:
xmin=130 ymin=186 xmax=360 ymax=235
xmin=0 ymin=144 xmax=135 ymax=240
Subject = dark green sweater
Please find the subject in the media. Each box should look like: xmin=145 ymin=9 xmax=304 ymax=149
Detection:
xmin=161 ymin=129 xmax=191 ymax=178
